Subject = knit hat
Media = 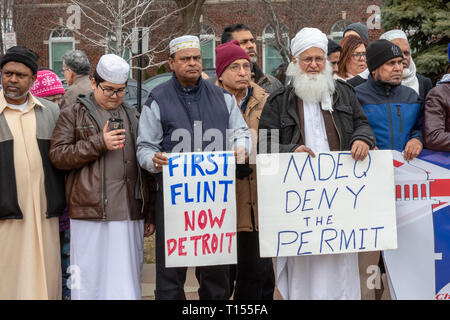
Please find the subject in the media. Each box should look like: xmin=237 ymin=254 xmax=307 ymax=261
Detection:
xmin=327 ymin=38 xmax=341 ymax=55
xmin=0 ymin=46 xmax=39 ymax=75
xmin=215 ymin=40 xmax=251 ymax=77
xmin=366 ymin=39 xmax=403 ymax=72
xmin=344 ymin=22 xmax=369 ymax=45
xmin=30 ymin=70 xmax=65 ymax=98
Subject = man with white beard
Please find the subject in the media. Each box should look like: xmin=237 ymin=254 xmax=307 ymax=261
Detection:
xmin=258 ymin=28 xmax=376 ymax=300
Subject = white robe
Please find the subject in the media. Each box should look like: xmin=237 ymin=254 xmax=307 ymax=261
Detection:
xmin=70 ymin=218 xmax=144 ymax=300
xmin=276 ymin=101 xmax=361 ymax=300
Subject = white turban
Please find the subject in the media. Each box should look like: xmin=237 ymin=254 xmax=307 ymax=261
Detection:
xmin=290 ymin=27 xmax=328 ymax=58
xmin=96 ymin=54 xmax=130 ymax=84
xmin=169 ymin=35 xmax=200 ymax=55
xmin=380 ymin=29 xmax=408 ymax=41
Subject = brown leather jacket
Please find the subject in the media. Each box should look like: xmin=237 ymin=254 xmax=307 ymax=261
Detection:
xmin=423 ymin=82 xmax=450 ymax=152
xmin=216 ymin=81 xmax=268 ymax=232
xmin=49 ymin=93 xmax=154 ymax=222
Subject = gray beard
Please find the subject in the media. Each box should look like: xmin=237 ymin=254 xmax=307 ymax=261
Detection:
xmin=4 ymin=89 xmax=30 ymax=101
xmin=286 ymin=60 xmax=335 ymax=103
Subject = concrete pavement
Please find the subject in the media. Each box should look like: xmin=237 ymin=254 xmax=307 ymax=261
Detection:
xmin=141 ymin=263 xmax=283 ymax=300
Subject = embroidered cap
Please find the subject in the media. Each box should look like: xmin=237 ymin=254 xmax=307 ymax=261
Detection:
xmin=169 ymin=35 xmax=200 ymax=56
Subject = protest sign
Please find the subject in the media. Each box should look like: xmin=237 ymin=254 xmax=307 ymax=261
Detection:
xmin=257 ymin=150 xmax=397 ymax=257
xmin=384 ymin=150 xmax=450 ymax=300
xmin=163 ymin=151 xmax=237 ymax=268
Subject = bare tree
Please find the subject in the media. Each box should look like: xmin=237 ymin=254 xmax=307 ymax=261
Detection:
xmin=174 ymin=0 xmax=206 ymax=35
xmin=0 ymin=0 xmax=14 ymax=55
xmin=57 ymin=0 xmax=193 ymax=70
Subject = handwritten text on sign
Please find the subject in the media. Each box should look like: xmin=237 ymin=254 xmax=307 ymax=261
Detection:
xmin=256 ymin=151 xmax=397 ymax=257
xmin=163 ymin=152 xmax=237 ymax=267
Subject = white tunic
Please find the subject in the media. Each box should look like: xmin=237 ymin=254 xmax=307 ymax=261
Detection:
xmin=277 ymin=101 xmax=361 ymax=300
xmin=70 ymin=218 xmax=144 ymax=300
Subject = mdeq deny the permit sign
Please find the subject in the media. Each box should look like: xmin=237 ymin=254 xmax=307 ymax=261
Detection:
xmin=256 ymin=150 xmax=397 ymax=257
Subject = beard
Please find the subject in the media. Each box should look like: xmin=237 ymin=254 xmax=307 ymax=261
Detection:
xmin=3 ymin=83 xmax=32 ymax=101
xmin=286 ymin=60 xmax=335 ymax=103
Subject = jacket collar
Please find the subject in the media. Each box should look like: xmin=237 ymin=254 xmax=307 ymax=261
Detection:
xmin=171 ymin=72 xmax=202 ymax=95
xmin=367 ymin=74 xmax=401 ymax=96
xmin=0 ymin=90 xmax=44 ymax=115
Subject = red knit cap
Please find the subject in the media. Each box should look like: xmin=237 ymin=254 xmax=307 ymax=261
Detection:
xmin=30 ymin=70 xmax=65 ymax=98
xmin=215 ymin=40 xmax=251 ymax=77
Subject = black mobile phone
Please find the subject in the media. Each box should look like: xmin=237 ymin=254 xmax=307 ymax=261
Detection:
xmin=108 ymin=117 xmax=124 ymax=131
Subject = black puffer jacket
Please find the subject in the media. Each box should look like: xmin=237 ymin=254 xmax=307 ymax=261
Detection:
xmin=258 ymin=79 xmax=376 ymax=153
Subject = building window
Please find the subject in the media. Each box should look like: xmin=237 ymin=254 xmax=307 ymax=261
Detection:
xmin=49 ymin=28 xmax=75 ymax=79
xmin=200 ymin=23 xmax=215 ymax=70
xmin=262 ymin=24 xmax=289 ymax=76
xmin=329 ymin=20 xmax=353 ymax=42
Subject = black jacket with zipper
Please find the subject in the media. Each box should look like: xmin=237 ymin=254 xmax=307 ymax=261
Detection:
xmin=258 ymin=79 xmax=376 ymax=154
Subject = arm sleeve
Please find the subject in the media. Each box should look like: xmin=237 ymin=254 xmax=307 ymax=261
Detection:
xmin=136 ymin=101 xmax=163 ymax=173
xmin=224 ymin=93 xmax=252 ymax=154
xmin=49 ymin=106 xmax=108 ymax=170
xmin=423 ymin=89 xmax=450 ymax=151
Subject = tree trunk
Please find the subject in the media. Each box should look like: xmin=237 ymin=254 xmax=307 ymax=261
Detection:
xmin=174 ymin=0 xmax=205 ymax=35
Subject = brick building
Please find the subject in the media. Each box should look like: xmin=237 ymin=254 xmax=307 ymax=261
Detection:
xmin=11 ymin=0 xmax=383 ymax=80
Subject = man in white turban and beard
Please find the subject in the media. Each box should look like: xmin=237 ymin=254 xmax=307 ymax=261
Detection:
xmin=258 ymin=28 xmax=376 ymax=300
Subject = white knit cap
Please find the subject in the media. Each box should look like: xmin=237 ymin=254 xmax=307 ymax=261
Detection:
xmin=96 ymin=54 xmax=130 ymax=84
xmin=169 ymin=35 xmax=200 ymax=55
xmin=291 ymin=27 xmax=328 ymax=58
xmin=380 ymin=29 xmax=408 ymax=41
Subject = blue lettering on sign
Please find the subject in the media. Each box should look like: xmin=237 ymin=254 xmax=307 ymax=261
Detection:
xmin=297 ymin=230 xmax=313 ymax=255
xmin=277 ymin=231 xmax=299 ymax=256
xmin=318 ymin=187 xmax=339 ymax=209
xmin=346 ymin=185 xmax=366 ymax=209
xmin=318 ymin=153 xmax=336 ymax=181
xmin=335 ymin=152 xmax=351 ymax=179
xmin=353 ymin=152 xmax=371 ymax=178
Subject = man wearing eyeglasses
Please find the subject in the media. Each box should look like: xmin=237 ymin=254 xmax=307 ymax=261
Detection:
xmin=137 ymin=35 xmax=251 ymax=300
xmin=213 ymin=40 xmax=275 ymax=300
xmin=258 ymin=28 xmax=375 ymax=300
xmin=49 ymin=54 xmax=153 ymax=300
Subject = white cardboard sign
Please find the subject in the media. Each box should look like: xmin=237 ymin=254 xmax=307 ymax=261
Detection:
xmin=163 ymin=152 xmax=237 ymax=267
xmin=257 ymin=150 xmax=397 ymax=257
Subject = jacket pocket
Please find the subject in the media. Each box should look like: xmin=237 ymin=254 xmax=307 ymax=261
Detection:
xmin=334 ymin=104 xmax=354 ymax=133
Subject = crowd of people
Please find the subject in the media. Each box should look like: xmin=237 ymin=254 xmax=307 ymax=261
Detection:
xmin=0 ymin=20 xmax=448 ymax=300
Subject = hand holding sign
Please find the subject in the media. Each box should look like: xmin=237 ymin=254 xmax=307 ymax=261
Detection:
xmin=351 ymin=139 xmax=370 ymax=161
xmin=153 ymin=152 xmax=169 ymax=171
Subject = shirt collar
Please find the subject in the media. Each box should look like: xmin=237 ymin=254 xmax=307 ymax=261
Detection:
xmin=0 ymin=90 xmax=45 ymax=115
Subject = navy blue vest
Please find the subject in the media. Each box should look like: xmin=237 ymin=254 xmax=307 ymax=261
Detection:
xmin=146 ymin=74 xmax=230 ymax=152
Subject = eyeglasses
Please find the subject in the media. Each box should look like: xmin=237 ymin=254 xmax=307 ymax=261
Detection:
xmin=98 ymin=84 xmax=127 ymax=97
xmin=351 ymin=52 xmax=366 ymax=59
xmin=299 ymin=56 xmax=326 ymax=65
xmin=227 ymin=63 xmax=252 ymax=73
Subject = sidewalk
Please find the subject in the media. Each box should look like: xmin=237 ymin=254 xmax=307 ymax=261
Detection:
xmin=141 ymin=263 xmax=283 ymax=300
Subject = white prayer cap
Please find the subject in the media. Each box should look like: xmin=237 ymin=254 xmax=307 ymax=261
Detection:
xmin=96 ymin=54 xmax=130 ymax=84
xmin=169 ymin=35 xmax=200 ymax=55
xmin=290 ymin=27 xmax=328 ymax=58
xmin=380 ymin=29 xmax=408 ymax=41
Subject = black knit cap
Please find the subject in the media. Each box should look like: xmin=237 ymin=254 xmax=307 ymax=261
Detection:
xmin=366 ymin=39 xmax=403 ymax=72
xmin=327 ymin=38 xmax=341 ymax=55
xmin=0 ymin=46 xmax=39 ymax=75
